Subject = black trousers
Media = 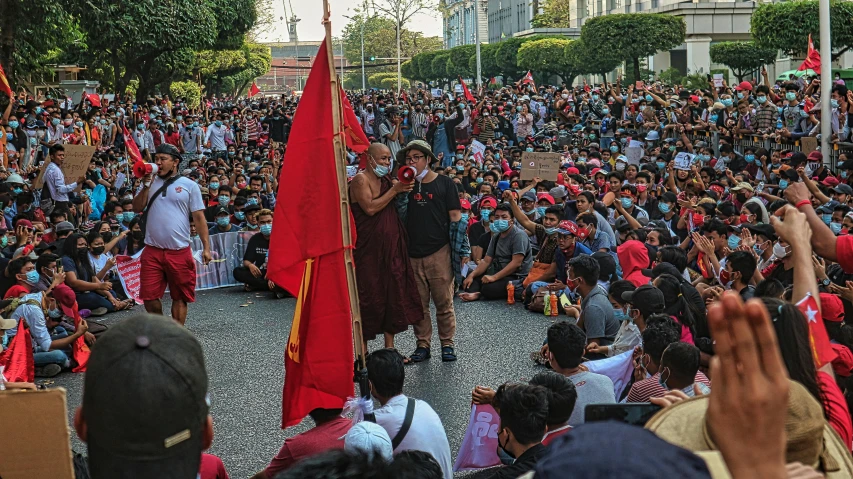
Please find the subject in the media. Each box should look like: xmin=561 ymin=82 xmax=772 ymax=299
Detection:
xmin=233 ymin=266 xmax=287 ymax=294
xmin=465 ymin=276 xmax=512 ymax=300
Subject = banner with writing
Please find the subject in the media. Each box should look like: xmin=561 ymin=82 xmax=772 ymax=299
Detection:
xmin=585 ymin=349 xmax=635 ymax=399
xmin=114 ymin=249 xmax=144 ymax=304
xmin=452 ymin=404 xmax=501 ymax=472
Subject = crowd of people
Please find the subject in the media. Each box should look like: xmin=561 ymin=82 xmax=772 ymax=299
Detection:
xmin=5 ymin=66 xmax=853 ymax=478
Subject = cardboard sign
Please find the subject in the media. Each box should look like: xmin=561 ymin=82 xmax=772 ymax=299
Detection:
xmin=713 ymin=73 xmax=724 ymax=88
xmin=521 ymin=152 xmax=561 ymax=181
xmin=625 ymin=146 xmax=643 ymax=166
xmin=470 ymin=139 xmax=486 ymax=164
xmin=674 ymin=152 xmax=695 ymax=171
xmin=34 ymin=144 xmax=96 ymax=190
xmin=0 ymin=388 xmax=75 ymax=478
xmin=801 ymin=136 xmax=818 ymax=156
xmin=430 ymin=88 xmax=443 ymax=98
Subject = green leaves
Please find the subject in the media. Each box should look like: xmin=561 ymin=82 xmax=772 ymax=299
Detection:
xmin=517 ymin=38 xmax=571 ymax=76
xmin=448 ymin=45 xmax=476 ymax=78
xmin=751 ymin=0 xmax=853 ymax=59
xmin=170 ymin=81 xmax=202 ymax=109
xmin=709 ymin=41 xmax=776 ymax=81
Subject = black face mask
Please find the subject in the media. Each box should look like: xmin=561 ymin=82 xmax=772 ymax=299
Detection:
xmin=77 ymin=247 xmax=89 ymax=257
xmin=100 ymin=233 xmax=112 ymax=244
xmin=91 ymin=246 xmax=105 ymax=256
xmin=132 ymin=230 xmax=144 ymax=240
xmin=735 ymin=192 xmax=748 ymax=203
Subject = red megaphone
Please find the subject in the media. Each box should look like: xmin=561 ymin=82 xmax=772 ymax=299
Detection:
xmin=133 ymin=161 xmax=159 ymax=178
xmin=398 ymin=166 xmax=417 ymax=184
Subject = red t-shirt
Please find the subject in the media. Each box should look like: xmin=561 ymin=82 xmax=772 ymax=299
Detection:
xmin=836 ymin=235 xmax=853 ymax=273
xmin=264 ymin=416 xmax=352 ymax=477
xmin=541 ymin=424 xmax=572 ymax=446
xmin=4 ymin=284 xmax=30 ymax=299
xmin=199 ymin=453 xmax=229 ymax=479
xmin=818 ymin=371 xmax=853 ymax=452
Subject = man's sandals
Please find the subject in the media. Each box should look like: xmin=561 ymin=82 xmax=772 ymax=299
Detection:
xmin=403 ymin=346 xmax=457 ymax=364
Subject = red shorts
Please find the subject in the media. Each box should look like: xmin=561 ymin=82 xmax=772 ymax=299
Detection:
xmin=140 ymin=246 xmax=196 ymax=303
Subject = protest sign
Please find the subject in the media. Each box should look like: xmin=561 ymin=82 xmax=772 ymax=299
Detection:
xmin=520 ymin=152 xmax=561 ymax=181
xmin=673 ymin=152 xmax=695 ymax=171
xmin=625 ymin=147 xmax=643 ymax=166
xmin=800 ymin=136 xmax=818 ymax=155
xmin=713 ymin=73 xmax=724 ymax=88
xmin=115 ymin=250 xmax=144 ymax=304
xmin=628 ymin=140 xmax=643 ymax=149
xmin=453 ymin=404 xmax=501 ymax=472
xmin=470 ymin=139 xmax=486 ymax=164
xmin=431 ymin=88 xmax=443 ymax=98
xmin=586 ymin=349 xmax=635 ymax=399
xmin=34 ymin=144 xmax=96 ymax=190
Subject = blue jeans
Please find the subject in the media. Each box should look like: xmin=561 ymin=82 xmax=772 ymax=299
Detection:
xmin=33 ymin=327 xmax=70 ymax=367
xmin=76 ymin=291 xmax=116 ymax=312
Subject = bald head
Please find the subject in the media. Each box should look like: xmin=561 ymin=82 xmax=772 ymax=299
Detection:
xmin=367 ymin=143 xmax=391 ymax=158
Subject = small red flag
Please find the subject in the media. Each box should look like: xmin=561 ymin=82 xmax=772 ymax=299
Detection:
xmin=86 ymin=93 xmax=101 ymax=108
xmin=266 ymin=39 xmax=355 ymax=428
xmin=458 ymin=76 xmax=476 ymax=103
xmin=400 ymin=89 xmax=409 ymax=103
xmin=0 ymin=63 xmax=12 ymax=100
xmin=0 ymin=319 xmax=35 ymax=383
xmin=799 ymin=34 xmax=822 ymax=73
xmin=797 ymin=293 xmax=837 ymax=368
xmin=123 ymin=123 xmax=143 ymax=164
xmin=248 ymin=82 xmax=261 ymax=98
xmin=341 ymin=90 xmax=370 ymax=168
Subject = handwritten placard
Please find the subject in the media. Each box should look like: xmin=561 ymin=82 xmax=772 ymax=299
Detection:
xmin=34 ymin=144 xmax=96 ymax=190
xmin=800 ymin=136 xmax=818 ymax=155
xmin=470 ymin=139 xmax=486 ymax=164
xmin=625 ymin=147 xmax=643 ymax=166
xmin=674 ymin=152 xmax=695 ymax=171
xmin=713 ymin=73 xmax=724 ymax=88
xmin=521 ymin=152 xmax=561 ymax=181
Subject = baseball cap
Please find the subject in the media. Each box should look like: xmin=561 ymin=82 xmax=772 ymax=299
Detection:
xmin=521 ymin=190 xmax=537 ymax=203
xmin=834 ymin=184 xmax=853 ymax=196
xmin=555 ymin=220 xmax=580 ymax=236
xmin=729 ymin=181 xmax=754 ymax=193
xmin=55 ymin=221 xmax=75 ymax=233
xmin=215 ymin=207 xmax=230 ymax=217
xmin=155 ymin=143 xmax=182 ymax=161
xmin=820 ymin=293 xmax=845 ymax=323
xmin=807 ymin=151 xmax=823 ymax=162
xmin=641 ymin=262 xmax=683 ymax=279
xmin=566 ymin=167 xmax=580 ymax=175
xmin=621 ymin=284 xmax=665 ymax=318
xmin=822 ymin=176 xmax=840 ymax=187
xmin=537 ymin=193 xmax=555 ymax=205
xmin=13 ymin=244 xmax=37 ymax=260
xmin=344 ymin=421 xmax=393 ymax=462
xmin=549 ymin=186 xmax=567 ymax=199
xmin=83 ymin=314 xmax=210 ymax=479
xmin=460 ymin=199 xmax=471 ymax=210
xmin=734 ymin=80 xmax=753 ymax=91
xmin=15 ymin=219 xmax=33 ymax=229
xmin=479 ymin=196 xmax=498 ymax=209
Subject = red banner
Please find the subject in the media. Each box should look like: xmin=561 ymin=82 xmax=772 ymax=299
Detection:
xmin=115 ymin=251 xmax=143 ymax=304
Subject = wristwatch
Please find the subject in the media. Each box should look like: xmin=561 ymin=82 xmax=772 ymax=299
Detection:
xmin=820 ymin=278 xmax=830 ymax=287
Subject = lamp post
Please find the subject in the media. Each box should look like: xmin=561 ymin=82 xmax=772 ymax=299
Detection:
xmin=819 ymin=0 xmax=831 ymax=162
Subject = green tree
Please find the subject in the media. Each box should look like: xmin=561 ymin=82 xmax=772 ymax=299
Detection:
xmin=658 ymin=67 xmax=684 ymax=86
xmin=341 ymin=12 xmax=441 ymax=76
xmin=415 ymin=50 xmax=442 ymax=83
xmin=448 ymin=45 xmax=476 ymax=79
xmin=709 ymin=41 xmax=776 ymax=82
xmin=430 ymin=51 xmax=451 ymax=83
xmin=517 ymin=38 xmax=577 ymax=83
xmin=468 ymin=43 xmax=501 ymax=82
xmin=580 ymin=13 xmax=685 ymax=80
xmin=381 ymin=77 xmax=410 ymax=90
xmin=222 ymin=42 xmax=271 ymax=97
xmin=401 ymin=60 xmax=416 ymax=82
xmin=0 ymin=1 xmax=77 ymax=83
xmin=209 ymin=0 xmax=258 ymax=49
xmin=495 ymin=37 xmax=527 ymax=81
xmin=751 ymin=0 xmax=853 ymax=60
xmin=170 ymin=81 xmax=202 ymax=109
xmin=567 ymin=39 xmax=620 ymax=80
xmin=531 ymin=0 xmax=572 ymax=28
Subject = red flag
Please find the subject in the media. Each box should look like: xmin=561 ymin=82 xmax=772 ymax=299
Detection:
xmin=123 ymin=123 xmax=143 ymax=164
xmin=400 ymin=89 xmax=409 ymax=103
xmin=796 ymin=293 xmax=837 ymax=368
xmin=341 ymin=90 xmax=370 ymax=168
xmin=0 ymin=319 xmax=35 ymax=383
xmin=458 ymin=76 xmax=476 ymax=103
xmin=266 ymin=38 xmax=355 ymax=428
xmin=521 ymin=71 xmax=537 ymax=91
xmin=86 ymin=93 xmax=101 ymax=108
xmin=0 ymin=63 xmax=12 ymax=100
xmin=248 ymin=82 xmax=261 ymax=98
xmin=799 ymin=34 xmax=822 ymax=72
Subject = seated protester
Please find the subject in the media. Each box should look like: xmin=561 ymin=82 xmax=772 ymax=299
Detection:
xmin=209 ymin=207 xmax=237 ymax=235
xmin=5 ymin=291 xmax=88 ymax=377
xmin=86 ymin=230 xmax=121 ymax=294
xmin=240 ymin=203 xmax=262 ymax=232
xmin=230 ymin=196 xmax=248 ymax=228
xmin=651 ymin=341 xmax=711 ymax=400
xmin=124 ymin=217 xmax=145 ymax=256
xmin=252 ymin=408 xmax=352 ymax=479
xmin=4 ymin=253 xmax=64 ymax=299
xmin=528 ymin=220 xmax=594 ymax=301
xmin=52 ymin=220 xmax=76 ymax=254
xmin=233 ymin=209 xmax=286 ymax=298
xmin=573 ymin=191 xmax=618 ymax=247
xmin=4 ymin=218 xmax=34 ymax=259
xmin=567 ymin=255 xmax=618 ymax=345
xmin=654 ymin=245 xmax=692 ymax=282
xmin=92 ymin=220 xmax=128 ymax=256
xmin=206 ymin=188 xmax=233 ymax=223
xmin=503 ymin=192 xmax=561 ymax=286
xmin=486 ymin=383 xmax=549 ymax=479
xmin=529 ymin=371 xmax=576 ymax=446
xmin=645 ymin=226 xmax=673 ymax=249
xmin=627 ymin=315 xmax=711 ymax=402
xmin=611 ymin=185 xmax=649 ymax=228
xmin=545 ymin=322 xmax=615 ymax=425
xmin=368 ymin=349 xmax=453 ymax=479
xmin=762 ymin=239 xmax=795 ymax=286
xmin=587 ymin=281 xmax=655 ymax=358
xmin=616 ymin=239 xmax=651 ymax=287
xmin=60 ymin=233 xmax=131 ymax=315
xmin=722 ymin=250 xmax=757 ymax=300
xmin=468 ymin=196 xmax=497 ymax=256
xmin=576 ymin=212 xmax=617 ymax=261
xmin=591 ymin=251 xmax=618 ymax=291
xmin=460 ymin=203 xmax=533 ymax=302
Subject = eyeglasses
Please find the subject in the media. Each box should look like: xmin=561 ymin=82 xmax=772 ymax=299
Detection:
xmin=406 ymin=155 xmax=425 ymax=163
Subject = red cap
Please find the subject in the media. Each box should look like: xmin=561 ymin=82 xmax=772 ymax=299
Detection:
xmin=15 ymin=219 xmax=33 ymax=229
xmin=820 ymin=293 xmax=845 ymax=322
xmin=479 ymin=197 xmax=498 ymax=209
xmin=456 ymin=144 xmax=466 ymax=150
xmin=807 ymin=151 xmax=823 ymax=162
xmin=556 ymin=220 xmax=579 ymax=236
xmin=832 ymin=344 xmax=853 ymax=377
xmin=689 ymin=95 xmax=700 ymax=103
xmin=566 ymin=167 xmax=580 ymax=175
xmin=460 ymin=199 xmax=471 ymax=210
xmin=735 ymin=81 xmax=753 ymax=91
xmin=537 ymin=193 xmax=555 ymax=205
xmin=822 ymin=176 xmax=840 ymax=187
xmin=590 ymin=167 xmax=604 ymax=177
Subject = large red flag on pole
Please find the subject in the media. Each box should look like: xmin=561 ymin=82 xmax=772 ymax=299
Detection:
xmin=798 ymin=34 xmax=822 ymax=72
xmin=123 ymin=123 xmax=143 ymax=164
xmin=267 ymin=23 xmax=362 ymax=427
xmin=0 ymin=63 xmax=12 ymax=100
xmin=458 ymin=76 xmax=476 ymax=103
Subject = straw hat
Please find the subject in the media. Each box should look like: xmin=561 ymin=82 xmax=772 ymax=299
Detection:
xmin=646 ymin=380 xmax=853 ymax=478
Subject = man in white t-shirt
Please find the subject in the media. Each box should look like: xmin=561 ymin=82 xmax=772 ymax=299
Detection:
xmin=132 ymin=143 xmax=211 ymax=325
xmin=368 ymin=349 xmax=453 ymax=479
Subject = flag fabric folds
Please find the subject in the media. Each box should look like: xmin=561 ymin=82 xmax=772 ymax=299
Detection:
xmin=799 ymin=34 xmax=822 ymax=73
xmin=796 ymin=293 xmax=836 ymax=369
xmin=0 ymin=64 xmax=12 ymax=100
xmin=267 ymin=38 xmax=355 ymax=428
xmin=459 ymin=77 xmax=475 ymax=103
xmin=123 ymin=124 xmax=143 ymax=164
xmin=0 ymin=319 xmax=35 ymax=383
xmin=249 ymin=82 xmax=261 ymax=98
xmin=341 ymin=91 xmax=370 ymax=168
xmin=521 ymin=71 xmax=537 ymax=91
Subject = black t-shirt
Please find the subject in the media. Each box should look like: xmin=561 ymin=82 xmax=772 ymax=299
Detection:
xmin=469 ymin=221 xmax=487 ymax=246
xmin=264 ymin=117 xmax=291 ymax=143
xmin=0 ymin=257 xmax=13 ymax=297
xmin=406 ymin=175 xmax=462 ymax=258
xmin=243 ymin=232 xmax=270 ymax=268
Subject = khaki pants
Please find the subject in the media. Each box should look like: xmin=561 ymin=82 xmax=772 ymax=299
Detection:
xmin=410 ymin=244 xmax=457 ymax=348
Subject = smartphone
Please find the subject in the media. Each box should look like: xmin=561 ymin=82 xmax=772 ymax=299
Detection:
xmin=585 ymin=403 xmax=662 ymax=427
xmin=55 ymin=259 xmax=63 ymax=274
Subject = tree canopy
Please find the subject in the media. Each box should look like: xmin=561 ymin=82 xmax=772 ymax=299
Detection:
xmin=531 ymin=0 xmax=573 ymax=28
xmin=709 ymin=41 xmax=777 ymax=82
xmin=751 ymin=0 xmax=853 ymax=60
xmin=517 ymin=38 xmax=577 ymax=84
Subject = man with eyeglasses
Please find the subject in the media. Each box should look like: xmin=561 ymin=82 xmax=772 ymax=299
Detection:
xmin=396 ymin=140 xmax=469 ymax=363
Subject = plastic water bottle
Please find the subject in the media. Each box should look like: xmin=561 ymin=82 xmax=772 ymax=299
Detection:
xmin=549 ymin=292 xmax=559 ymax=317
xmin=776 ymin=116 xmax=783 ymax=130
xmin=507 ymin=282 xmax=515 ymax=305
xmin=543 ymin=291 xmax=551 ymax=316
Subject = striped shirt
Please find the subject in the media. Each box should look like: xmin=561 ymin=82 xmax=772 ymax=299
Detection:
xmin=411 ymin=112 xmax=429 ymax=139
xmin=242 ymin=118 xmax=260 ymax=141
xmin=626 ymin=371 xmax=711 ymax=402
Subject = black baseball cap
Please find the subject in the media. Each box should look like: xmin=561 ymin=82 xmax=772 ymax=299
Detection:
xmin=82 ymin=315 xmax=209 ymax=479
xmin=155 ymin=143 xmax=182 ymax=161
xmin=743 ymin=223 xmax=777 ymax=242
xmin=641 ymin=262 xmax=683 ymax=280
xmin=621 ymin=284 xmax=666 ymax=318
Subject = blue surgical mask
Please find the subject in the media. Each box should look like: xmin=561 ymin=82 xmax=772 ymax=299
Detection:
xmin=7 ymin=119 xmax=20 ymax=130
xmin=756 ymin=96 xmax=767 ymax=104
xmin=192 ymin=122 xmax=199 ymax=128
xmin=114 ymin=213 xmax=124 ymax=223
xmin=100 ymin=119 xmax=107 ymax=125
xmin=516 ymin=106 xmax=522 ymax=112
xmin=137 ymin=123 xmax=144 ymax=130
xmin=777 ymin=107 xmax=784 ymax=114
xmin=737 ymin=92 xmax=745 ymax=100
xmin=822 ymin=213 xmax=833 ymax=225
xmin=526 ymin=147 xmax=534 ymax=152
xmin=589 ymin=134 xmax=596 ymax=140
xmin=460 ymin=213 xmax=470 ymax=223
xmin=645 ymin=95 xmax=653 ymax=102
xmin=378 ymin=107 xmax=385 ymax=112
xmin=260 ymin=224 xmax=273 ymax=236
xmin=613 ymin=308 xmax=629 ymax=322
xmin=48 ymin=308 xmax=62 ymax=319
xmin=709 ymin=114 xmax=719 ymax=122
xmin=218 ymin=195 xmax=230 ymax=206
xmin=51 ymin=118 xmax=61 ymax=126
xmin=721 ymin=99 xmax=733 ymax=107
xmin=656 ymin=161 xmax=666 ymax=171
xmin=831 ymin=99 xmax=840 ymax=109
xmin=481 ymin=210 xmax=491 ymax=221
xmin=831 ymin=222 xmax=843 ymax=235
xmin=123 ymin=212 xmax=135 ymax=222
xmin=843 ymin=171 xmax=849 ymax=179
xmin=5 ymin=133 xmax=11 ymax=141
xmin=592 ymin=95 xmax=599 ymax=101
xmin=494 ymin=153 xmax=500 ymax=159
xmin=476 ymin=177 xmax=484 ymax=184
xmin=620 ymin=197 xmax=633 ymax=209
xmin=489 ymin=219 xmax=510 ymax=233
xmin=536 ymin=206 xmax=547 ymax=216
xmin=779 ymin=179 xmax=789 ymax=189
xmin=545 ymin=227 xmax=557 ymax=235
xmin=75 ymin=121 xmax=84 ymax=128
xmin=25 ymin=269 xmax=40 ymax=285
xmin=11 ymin=187 xmax=21 ymax=195
xmin=658 ymin=203 xmax=671 ymax=214
xmin=0 ymin=236 xmax=7 ymax=248
xmin=373 ymin=164 xmax=389 ymax=177
xmin=35 ymin=107 xmax=43 ymax=115
xmin=785 ymin=92 xmax=797 ymax=101
xmin=247 ymin=198 xmax=259 ymax=206
xmin=216 ymin=217 xmax=230 ymax=227
xmin=602 ymin=108 xmax=609 ymax=115
xmin=215 ymin=120 xmax=223 ymax=127
xmin=728 ymin=234 xmax=741 ymax=249
xmin=610 ymin=145 xmax=619 ymax=153
xmin=658 ymin=368 xmax=670 ymax=390
xmin=209 ymin=182 xmax=220 ymax=190
xmin=745 ymin=154 xmax=755 ymax=163
xmin=234 ymin=211 xmax=245 ymax=221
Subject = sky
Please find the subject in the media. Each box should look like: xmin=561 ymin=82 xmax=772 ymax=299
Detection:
xmin=254 ymin=0 xmax=443 ymax=43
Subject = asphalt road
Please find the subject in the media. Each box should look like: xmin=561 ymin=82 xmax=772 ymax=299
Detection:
xmin=50 ymin=286 xmax=551 ymax=478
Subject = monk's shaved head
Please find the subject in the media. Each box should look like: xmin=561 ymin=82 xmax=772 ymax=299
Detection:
xmin=367 ymin=143 xmax=391 ymax=157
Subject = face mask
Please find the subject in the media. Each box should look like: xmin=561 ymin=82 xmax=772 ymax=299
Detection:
xmin=481 ymin=209 xmax=492 ymax=221
xmin=756 ymin=96 xmax=767 ymax=104
xmin=216 ymin=217 xmax=230 ymax=227
xmin=192 ymin=122 xmax=199 ymax=128
xmin=831 ymin=222 xmax=843 ymax=235
xmin=721 ymin=99 xmax=733 ymax=107
xmin=566 ymin=276 xmax=581 ymax=293
xmin=589 ymin=134 xmax=597 ymax=140
xmin=516 ymin=106 xmax=523 ymax=112
xmin=494 ymin=153 xmax=500 ymax=160
xmin=613 ymin=308 xmax=629 ymax=322
xmin=75 ymin=121 xmax=84 ymax=128
xmin=100 ymin=119 xmax=107 ymax=125
xmin=658 ymin=203 xmax=671 ymax=214
xmin=8 ymin=120 xmax=18 ymax=129
xmin=51 ymin=118 xmax=61 ymax=126
xmin=476 ymin=177 xmax=484 ymax=184
xmin=615 ymin=162 xmax=626 ymax=172
xmin=669 ymin=145 xmax=677 ymax=152
xmin=214 ymin=120 xmax=223 ymax=127
xmin=610 ymin=145 xmax=619 ymax=153
xmin=709 ymin=114 xmax=719 ymax=123
xmin=745 ymin=154 xmax=755 ymax=163
xmin=737 ymin=92 xmax=745 ymax=99
xmin=218 ymin=195 xmax=230 ymax=206
xmin=525 ymin=147 xmax=533 ymax=152
xmin=372 ymin=163 xmax=389 ymax=177
xmin=843 ymin=171 xmax=849 ymax=179
xmin=0 ymin=236 xmax=6 ymax=248
xmin=209 ymin=182 xmax=220 ymax=190
xmin=658 ymin=367 xmax=670 ymax=390
xmin=260 ymin=224 xmax=273 ymax=236
xmin=786 ymin=92 xmax=797 ymax=101
xmin=727 ymin=235 xmax=741 ymax=250
xmin=5 ymin=133 xmax=11 ymax=141
xmin=247 ymin=198 xmax=259 ymax=206
xmin=91 ymin=246 xmax=105 ymax=256
xmin=77 ymin=247 xmax=89 ymax=257
xmin=137 ymin=123 xmax=144 ymax=130
xmin=620 ymin=197 xmax=633 ymax=209
xmin=822 ymin=213 xmax=833 ymax=225
xmin=114 ymin=213 xmax=124 ymax=223
xmin=378 ymin=107 xmax=386 ymax=113
xmin=645 ymin=95 xmax=653 ymax=102
xmin=602 ymin=108 xmax=609 ymax=115
xmin=779 ymin=179 xmax=789 ymax=189
xmin=24 ymin=269 xmax=40 ymax=285
xmin=437 ymin=113 xmax=444 ymax=120
xmin=591 ymin=95 xmax=599 ymax=101
xmin=489 ymin=219 xmax=510 ymax=233
xmin=536 ymin=206 xmax=547 ymax=216
xmin=773 ymin=242 xmax=790 ymax=258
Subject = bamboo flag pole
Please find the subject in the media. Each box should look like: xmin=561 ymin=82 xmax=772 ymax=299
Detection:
xmin=322 ymin=0 xmax=373 ymax=413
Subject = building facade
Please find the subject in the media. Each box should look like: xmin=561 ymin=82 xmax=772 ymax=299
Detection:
xmin=486 ymin=0 xmax=535 ymax=44
xmin=444 ymin=0 xmax=490 ymax=48
xmin=257 ymin=41 xmax=349 ymax=92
